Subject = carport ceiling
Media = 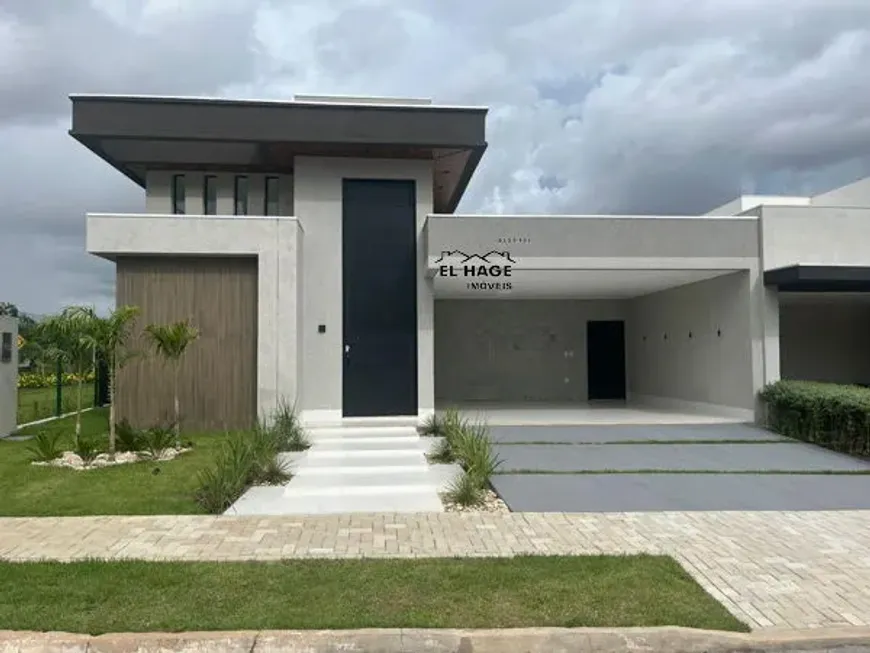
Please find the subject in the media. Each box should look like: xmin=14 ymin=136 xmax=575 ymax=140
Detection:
xmin=435 ymin=268 xmax=739 ymax=299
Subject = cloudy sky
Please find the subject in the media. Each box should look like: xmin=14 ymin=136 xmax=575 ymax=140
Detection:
xmin=2 ymin=0 xmax=870 ymax=315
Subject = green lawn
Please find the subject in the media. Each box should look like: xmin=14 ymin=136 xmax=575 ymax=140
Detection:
xmin=0 ymin=556 xmax=748 ymax=634
xmin=17 ymin=383 xmax=96 ymax=425
xmin=0 ymin=409 xmax=223 ymax=516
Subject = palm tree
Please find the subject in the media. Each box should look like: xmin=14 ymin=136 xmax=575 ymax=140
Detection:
xmin=58 ymin=307 xmax=97 ymax=444
xmin=75 ymin=305 xmax=140 ymax=456
xmin=143 ymin=320 xmax=200 ymax=447
xmin=33 ymin=310 xmax=94 ymax=444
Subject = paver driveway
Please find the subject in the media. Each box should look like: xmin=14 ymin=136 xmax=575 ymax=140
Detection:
xmin=489 ymin=423 xmax=870 ymax=512
xmin=2 ymin=510 xmax=870 ymax=630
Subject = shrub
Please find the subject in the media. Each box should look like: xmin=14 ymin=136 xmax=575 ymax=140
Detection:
xmin=452 ymin=419 xmax=503 ymax=486
xmin=72 ymin=434 xmax=102 ymax=466
xmin=444 ymin=470 xmax=487 ymax=507
xmin=194 ymin=427 xmax=291 ymax=514
xmin=249 ymin=423 xmax=292 ymax=485
xmin=271 ymin=398 xmax=310 ymax=452
xmin=141 ymin=423 xmax=177 ymax=459
xmin=194 ymin=432 xmax=256 ymax=514
xmin=115 ymin=418 xmax=145 ymax=453
xmin=427 ymin=407 xmax=503 ymax=491
xmin=18 ymin=371 xmax=96 ymax=390
xmin=759 ymin=380 xmax=870 ymax=456
xmin=27 ymin=431 xmax=64 ymax=463
xmin=429 ymin=436 xmax=455 ymax=463
xmin=255 ymin=456 xmax=293 ymax=485
xmin=419 ymin=412 xmax=445 ymax=437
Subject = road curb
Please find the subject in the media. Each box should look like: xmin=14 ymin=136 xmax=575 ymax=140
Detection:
xmin=2 ymin=626 xmax=870 ymax=652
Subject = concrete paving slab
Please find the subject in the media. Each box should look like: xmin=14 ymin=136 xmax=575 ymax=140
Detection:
xmin=492 ymin=473 xmax=870 ymax=512
xmin=490 ymin=422 xmax=786 ymax=443
xmin=495 ymin=442 xmax=870 ymax=472
xmin=267 ymin=491 xmax=445 ymax=514
xmin=9 ymin=626 xmax=870 ymax=653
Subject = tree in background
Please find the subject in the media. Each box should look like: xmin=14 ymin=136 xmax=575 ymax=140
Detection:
xmin=144 ymin=320 xmax=200 ymax=448
xmin=0 ymin=302 xmax=19 ymax=317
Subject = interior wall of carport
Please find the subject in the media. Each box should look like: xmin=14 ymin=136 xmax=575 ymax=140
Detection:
xmin=626 ymin=271 xmax=756 ymax=418
xmin=779 ymin=298 xmax=870 ymax=385
xmin=434 ymin=299 xmax=627 ymax=404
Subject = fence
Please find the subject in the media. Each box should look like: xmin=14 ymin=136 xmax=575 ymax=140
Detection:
xmin=16 ymin=358 xmax=110 ymax=426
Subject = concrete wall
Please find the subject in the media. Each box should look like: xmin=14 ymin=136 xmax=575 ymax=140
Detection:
xmin=704 ymin=195 xmax=809 ymax=216
xmin=759 ymin=205 xmax=870 ymax=270
xmin=780 ymin=298 xmax=870 ymax=385
xmin=293 ymin=156 xmax=435 ymax=424
xmin=0 ymin=316 xmax=18 ymax=436
xmin=434 ymin=299 xmax=627 ymax=404
xmin=811 ymin=176 xmax=870 ymax=207
xmin=427 ymin=215 xmax=759 ymax=261
xmin=87 ymin=214 xmax=301 ymax=420
xmin=145 ymin=170 xmax=294 ymax=216
xmin=627 ymin=271 xmax=756 ymax=418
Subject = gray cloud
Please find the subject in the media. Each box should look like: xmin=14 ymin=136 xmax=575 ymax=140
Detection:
xmin=2 ymin=0 xmax=870 ymax=314
xmin=0 ymin=0 xmax=261 ymax=126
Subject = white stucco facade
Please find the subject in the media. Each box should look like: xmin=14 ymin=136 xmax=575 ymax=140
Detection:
xmin=0 ymin=316 xmax=18 ymax=437
xmin=76 ymin=94 xmax=870 ymax=427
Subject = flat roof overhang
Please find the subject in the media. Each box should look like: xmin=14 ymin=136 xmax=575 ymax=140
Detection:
xmin=764 ymin=265 xmax=870 ymax=292
xmin=69 ymin=95 xmax=488 ymax=213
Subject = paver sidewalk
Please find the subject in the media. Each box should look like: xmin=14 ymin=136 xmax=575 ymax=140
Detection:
xmin=1 ymin=511 xmax=869 ymax=631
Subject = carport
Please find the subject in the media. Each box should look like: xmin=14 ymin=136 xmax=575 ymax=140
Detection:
xmin=427 ymin=213 xmax=764 ymax=424
xmin=765 ymin=265 xmax=870 ymax=386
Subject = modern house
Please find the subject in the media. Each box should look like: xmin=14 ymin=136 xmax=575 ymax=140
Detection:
xmin=70 ymin=93 xmax=870 ymax=432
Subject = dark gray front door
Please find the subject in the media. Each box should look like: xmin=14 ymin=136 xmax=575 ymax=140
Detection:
xmin=586 ymin=320 xmax=626 ymax=400
xmin=342 ymin=179 xmax=418 ymax=417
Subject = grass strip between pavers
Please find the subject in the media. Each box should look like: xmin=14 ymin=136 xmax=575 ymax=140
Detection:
xmin=498 ymin=469 xmax=870 ymax=475
xmin=497 ymin=439 xmax=789 ymax=446
xmin=0 ymin=556 xmax=748 ymax=634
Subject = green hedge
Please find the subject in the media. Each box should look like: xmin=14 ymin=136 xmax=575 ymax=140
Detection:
xmin=18 ymin=371 xmax=96 ymax=389
xmin=759 ymin=380 xmax=870 ymax=456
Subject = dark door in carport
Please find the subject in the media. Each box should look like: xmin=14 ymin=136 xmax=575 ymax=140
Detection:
xmin=586 ymin=320 xmax=626 ymax=400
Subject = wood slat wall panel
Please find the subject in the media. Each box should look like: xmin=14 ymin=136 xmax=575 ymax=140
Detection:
xmin=115 ymin=256 xmax=258 ymax=431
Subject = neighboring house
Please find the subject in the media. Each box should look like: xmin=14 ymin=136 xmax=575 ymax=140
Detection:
xmin=69 ymin=93 xmax=870 ymax=430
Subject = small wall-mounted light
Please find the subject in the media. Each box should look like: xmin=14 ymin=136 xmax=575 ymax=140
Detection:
xmin=318 ymin=324 xmax=326 ymax=334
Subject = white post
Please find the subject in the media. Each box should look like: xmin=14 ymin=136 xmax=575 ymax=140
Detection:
xmin=0 ymin=315 xmax=19 ymax=437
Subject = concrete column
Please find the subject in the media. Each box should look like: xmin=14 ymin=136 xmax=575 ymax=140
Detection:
xmin=763 ymin=287 xmax=781 ymax=384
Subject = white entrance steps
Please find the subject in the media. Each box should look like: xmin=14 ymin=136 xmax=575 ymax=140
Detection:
xmin=306 ymin=425 xmax=419 ymax=440
xmin=226 ymin=421 xmax=446 ymax=515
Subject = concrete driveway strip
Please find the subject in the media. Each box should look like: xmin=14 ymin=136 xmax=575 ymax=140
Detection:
xmin=495 ymin=442 xmax=870 ymax=472
xmin=491 ymin=473 xmax=870 ymax=512
xmin=490 ymin=423 xmax=787 ymax=443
